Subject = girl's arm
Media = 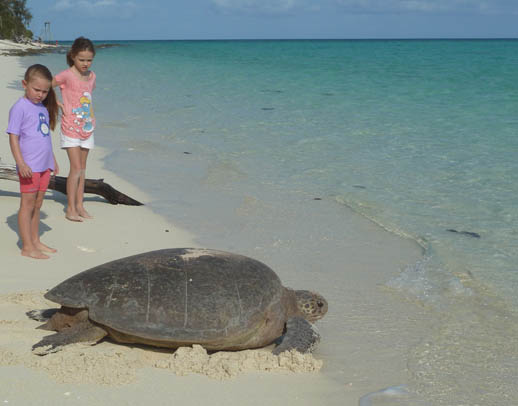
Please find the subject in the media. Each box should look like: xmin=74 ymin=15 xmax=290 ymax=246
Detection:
xmin=8 ymin=133 xmax=32 ymax=178
xmin=52 ymin=153 xmax=59 ymax=176
xmin=52 ymin=77 xmax=65 ymax=112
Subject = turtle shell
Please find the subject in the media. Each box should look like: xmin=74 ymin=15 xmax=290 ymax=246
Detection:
xmin=44 ymin=248 xmax=287 ymax=347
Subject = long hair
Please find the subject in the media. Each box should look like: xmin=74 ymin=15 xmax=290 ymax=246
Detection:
xmin=24 ymin=64 xmax=58 ymax=131
xmin=67 ymin=36 xmax=96 ymax=67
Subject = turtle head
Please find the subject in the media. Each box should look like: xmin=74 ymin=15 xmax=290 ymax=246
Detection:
xmin=294 ymin=290 xmax=328 ymax=322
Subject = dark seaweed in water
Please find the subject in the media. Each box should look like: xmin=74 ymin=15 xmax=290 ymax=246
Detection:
xmin=447 ymin=229 xmax=481 ymax=238
xmin=96 ymin=43 xmax=124 ymax=49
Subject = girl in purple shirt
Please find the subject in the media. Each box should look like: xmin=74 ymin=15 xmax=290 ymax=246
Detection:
xmin=7 ymin=64 xmax=59 ymax=259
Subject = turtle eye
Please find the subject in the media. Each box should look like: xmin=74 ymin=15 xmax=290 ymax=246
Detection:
xmin=317 ymin=301 xmax=324 ymax=308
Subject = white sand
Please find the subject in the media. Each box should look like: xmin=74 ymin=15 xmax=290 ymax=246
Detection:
xmin=0 ymin=39 xmax=56 ymax=50
xmin=0 ymin=47 xmax=431 ymax=405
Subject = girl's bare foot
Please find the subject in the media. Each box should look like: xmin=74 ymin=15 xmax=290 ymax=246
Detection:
xmin=21 ymin=249 xmax=50 ymax=260
xmin=35 ymin=242 xmax=57 ymax=253
xmin=66 ymin=209 xmax=83 ymax=222
xmin=78 ymin=209 xmax=93 ymax=219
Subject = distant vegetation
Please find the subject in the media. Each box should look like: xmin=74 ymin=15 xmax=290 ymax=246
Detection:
xmin=0 ymin=0 xmax=33 ymax=41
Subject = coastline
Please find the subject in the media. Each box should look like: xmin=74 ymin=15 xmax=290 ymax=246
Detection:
xmin=0 ymin=39 xmax=61 ymax=57
xmin=0 ymin=48 xmax=432 ymax=405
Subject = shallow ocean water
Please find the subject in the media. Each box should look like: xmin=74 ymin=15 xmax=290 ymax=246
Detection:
xmin=33 ymin=39 xmax=518 ymax=404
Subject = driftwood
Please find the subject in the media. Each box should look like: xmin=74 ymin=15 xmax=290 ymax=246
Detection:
xmin=0 ymin=162 xmax=142 ymax=206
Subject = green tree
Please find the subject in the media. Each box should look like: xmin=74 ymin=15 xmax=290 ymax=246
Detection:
xmin=0 ymin=0 xmax=33 ymax=40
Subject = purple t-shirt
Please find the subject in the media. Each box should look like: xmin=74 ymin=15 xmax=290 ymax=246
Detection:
xmin=6 ymin=97 xmax=54 ymax=172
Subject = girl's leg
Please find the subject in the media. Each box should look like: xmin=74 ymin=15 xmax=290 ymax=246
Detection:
xmin=32 ymin=190 xmax=57 ymax=253
xmin=76 ymin=147 xmax=92 ymax=219
xmin=18 ymin=192 xmax=49 ymax=259
xmin=65 ymin=147 xmax=83 ymax=222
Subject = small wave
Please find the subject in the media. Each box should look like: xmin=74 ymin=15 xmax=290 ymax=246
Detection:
xmin=333 ymin=194 xmax=427 ymax=250
xmin=333 ymin=193 xmax=476 ymax=309
xmin=359 ymin=385 xmax=410 ymax=406
xmin=385 ymin=256 xmax=473 ymax=309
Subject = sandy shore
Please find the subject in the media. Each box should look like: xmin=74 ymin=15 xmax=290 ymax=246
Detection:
xmin=0 ymin=39 xmax=52 ymax=50
xmin=0 ymin=39 xmax=59 ymax=57
xmin=0 ymin=48 xmax=432 ymax=405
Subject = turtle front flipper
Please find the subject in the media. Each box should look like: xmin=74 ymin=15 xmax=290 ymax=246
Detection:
xmin=272 ymin=317 xmax=320 ymax=355
xmin=32 ymin=321 xmax=108 ymax=356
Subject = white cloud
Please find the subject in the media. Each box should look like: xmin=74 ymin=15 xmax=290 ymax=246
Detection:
xmin=53 ymin=0 xmax=138 ymax=18
xmin=334 ymin=0 xmax=518 ymax=15
xmin=209 ymin=0 xmax=517 ymax=16
xmin=53 ymin=0 xmax=72 ymax=10
xmin=211 ymin=0 xmax=315 ymax=15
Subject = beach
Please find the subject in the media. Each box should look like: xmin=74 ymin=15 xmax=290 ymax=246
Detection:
xmin=0 ymin=42 xmax=453 ymax=405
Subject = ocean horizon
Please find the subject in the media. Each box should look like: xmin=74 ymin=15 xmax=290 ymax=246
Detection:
xmin=55 ymin=37 xmax=518 ymax=40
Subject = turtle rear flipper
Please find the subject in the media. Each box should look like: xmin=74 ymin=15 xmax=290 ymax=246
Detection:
xmin=272 ymin=317 xmax=320 ymax=355
xmin=32 ymin=321 xmax=108 ymax=356
xmin=26 ymin=308 xmax=59 ymax=322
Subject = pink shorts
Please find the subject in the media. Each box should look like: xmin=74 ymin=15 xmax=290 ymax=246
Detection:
xmin=18 ymin=169 xmax=51 ymax=194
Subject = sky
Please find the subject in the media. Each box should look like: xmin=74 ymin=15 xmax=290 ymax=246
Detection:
xmin=27 ymin=0 xmax=518 ymax=40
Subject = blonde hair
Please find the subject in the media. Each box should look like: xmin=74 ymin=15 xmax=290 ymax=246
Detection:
xmin=24 ymin=64 xmax=58 ymax=131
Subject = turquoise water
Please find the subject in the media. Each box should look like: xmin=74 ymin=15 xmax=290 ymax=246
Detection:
xmin=34 ymin=40 xmax=518 ymax=404
xmin=92 ymin=39 xmax=518 ymax=304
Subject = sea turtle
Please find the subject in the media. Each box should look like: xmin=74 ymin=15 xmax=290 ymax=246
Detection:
xmin=28 ymin=248 xmax=328 ymax=356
